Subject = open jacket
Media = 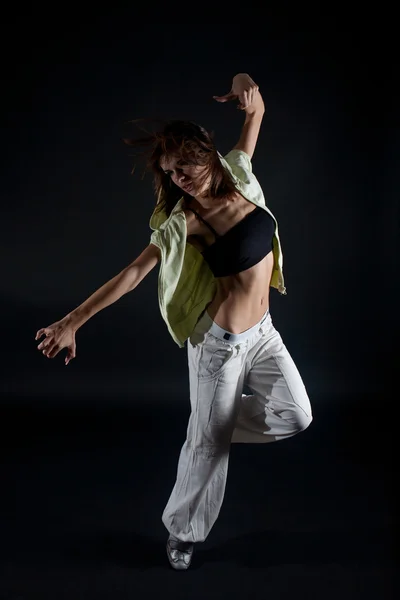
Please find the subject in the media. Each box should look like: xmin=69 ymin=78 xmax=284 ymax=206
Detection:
xmin=149 ymin=149 xmax=286 ymax=348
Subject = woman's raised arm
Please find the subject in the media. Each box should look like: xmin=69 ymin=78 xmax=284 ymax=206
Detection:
xmin=213 ymin=72 xmax=265 ymax=159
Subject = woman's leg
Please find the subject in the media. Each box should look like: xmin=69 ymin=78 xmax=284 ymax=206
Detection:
xmin=162 ymin=328 xmax=248 ymax=544
xmin=232 ymin=323 xmax=312 ymax=444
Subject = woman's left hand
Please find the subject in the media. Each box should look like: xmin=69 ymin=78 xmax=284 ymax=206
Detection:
xmin=213 ymin=73 xmax=261 ymax=112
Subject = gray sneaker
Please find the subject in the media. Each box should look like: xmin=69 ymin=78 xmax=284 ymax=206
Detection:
xmin=166 ymin=535 xmax=194 ymax=570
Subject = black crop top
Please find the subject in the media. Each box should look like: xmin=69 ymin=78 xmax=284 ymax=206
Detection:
xmin=186 ymin=204 xmax=275 ymax=277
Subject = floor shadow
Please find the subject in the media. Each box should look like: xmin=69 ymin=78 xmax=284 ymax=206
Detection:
xmin=33 ymin=525 xmax=394 ymax=571
xmin=60 ymin=530 xmax=167 ymax=570
xmin=193 ymin=527 xmax=394 ymax=570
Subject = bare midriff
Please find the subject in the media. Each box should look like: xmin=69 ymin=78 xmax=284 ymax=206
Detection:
xmin=185 ymin=193 xmax=274 ymax=334
xmin=206 ymin=251 xmax=273 ymax=333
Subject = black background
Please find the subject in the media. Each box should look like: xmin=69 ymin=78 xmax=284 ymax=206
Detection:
xmin=0 ymin=14 xmax=397 ymax=599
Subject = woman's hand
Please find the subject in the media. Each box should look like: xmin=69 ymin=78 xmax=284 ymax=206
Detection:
xmin=213 ymin=73 xmax=263 ymax=113
xmin=35 ymin=316 xmax=77 ymax=365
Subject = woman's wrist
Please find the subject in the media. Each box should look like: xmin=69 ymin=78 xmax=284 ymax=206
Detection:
xmin=65 ymin=309 xmax=88 ymax=331
xmin=244 ymin=90 xmax=265 ymax=116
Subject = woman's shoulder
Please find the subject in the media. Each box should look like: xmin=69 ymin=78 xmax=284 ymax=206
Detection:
xmin=221 ymin=149 xmax=253 ymax=174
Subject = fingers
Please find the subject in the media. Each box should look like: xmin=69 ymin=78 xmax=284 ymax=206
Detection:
xmin=248 ymin=87 xmax=255 ymax=106
xmin=36 ymin=330 xmax=57 ymax=358
xmin=213 ymin=91 xmax=235 ymax=103
xmin=213 ymin=83 xmax=259 ymax=110
xmin=35 ymin=328 xmax=47 ymax=340
xmin=65 ymin=345 xmax=76 ymax=366
xmin=238 ymin=90 xmax=250 ymax=110
xmin=238 ymin=84 xmax=259 ymax=110
xmin=37 ymin=339 xmax=47 ymax=350
xmin=37 ymin=332 xmax=51 ymax=351
xmin=47 ymin=344 xmax=62 ymax=359
xmin=39 ymin=339 xmax=56 ymax=358
xmin=250 ymin=85 xmax=259 ymax=105
xmin=35 ymin=325 xmax=76 ymax=364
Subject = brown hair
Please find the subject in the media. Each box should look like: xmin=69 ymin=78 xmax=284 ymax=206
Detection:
xmin=123 ymin=120 xmax=238 ymax=218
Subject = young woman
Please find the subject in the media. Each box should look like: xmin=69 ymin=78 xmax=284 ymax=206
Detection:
xmin=35 ymin=73 xmax=312 ymax=571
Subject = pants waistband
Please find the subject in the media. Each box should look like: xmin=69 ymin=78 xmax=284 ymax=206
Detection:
xmin=206 ymin=307 xmax=270 ymax=344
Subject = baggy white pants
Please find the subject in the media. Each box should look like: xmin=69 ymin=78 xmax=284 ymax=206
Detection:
xmin=162 ymin=307 xmax=313 ymax=543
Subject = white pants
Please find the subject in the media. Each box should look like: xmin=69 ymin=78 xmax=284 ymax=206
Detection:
xmin=162 ymin=307 xmax=313 ymax=543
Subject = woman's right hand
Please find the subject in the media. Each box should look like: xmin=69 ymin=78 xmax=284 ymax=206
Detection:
xmin=35 ymin=316 xmax=77 ymax=365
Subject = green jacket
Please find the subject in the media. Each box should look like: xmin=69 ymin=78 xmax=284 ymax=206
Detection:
xmin=149 ymin=149 xmax=286 ymax=348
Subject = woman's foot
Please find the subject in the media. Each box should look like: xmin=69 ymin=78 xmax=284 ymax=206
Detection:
xmin=166 ymin=535 xmax=194 ymax=570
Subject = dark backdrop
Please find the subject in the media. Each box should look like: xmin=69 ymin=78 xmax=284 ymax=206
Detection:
xmin=0 ymin=16 xmax=397 ymax=598
xmin=2 ymin=25 xmax=397 ymax=402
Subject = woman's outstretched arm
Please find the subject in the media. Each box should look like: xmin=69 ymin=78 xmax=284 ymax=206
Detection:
xmin=65 ymin=243 xmax=161 ymax=330
xmin=213 ymin=72 xmax=265 ymax=159
xmin=35 ymin=243 xmax=161 ymax=364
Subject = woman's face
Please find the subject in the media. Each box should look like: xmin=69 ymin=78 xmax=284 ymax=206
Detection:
xmin=159 ymin=155 xmax=210 ymax=197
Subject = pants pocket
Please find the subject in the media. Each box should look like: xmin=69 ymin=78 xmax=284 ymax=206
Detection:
xmin=198 ymin=335 xmax=235 ymax=382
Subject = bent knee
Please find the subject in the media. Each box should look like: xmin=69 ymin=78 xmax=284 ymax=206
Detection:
xmin=295 ymin=409 xmax=313 ymax=433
